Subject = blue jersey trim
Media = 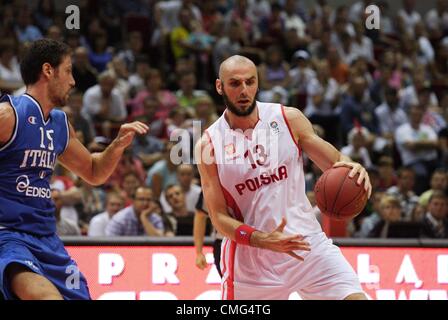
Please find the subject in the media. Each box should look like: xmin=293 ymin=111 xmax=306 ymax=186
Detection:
xmin=0 ymin=95 xmax=19 ymax=152
xmin=62 ymin=111 xmax=70 ymax=153
xmin=23 ymin=93 xmax=50 ymax=126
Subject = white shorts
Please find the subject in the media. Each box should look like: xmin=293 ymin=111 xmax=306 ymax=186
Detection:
xmin=221 ymin=232 xmax=363 ymax=300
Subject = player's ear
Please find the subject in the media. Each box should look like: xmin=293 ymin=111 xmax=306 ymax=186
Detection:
xmin=216 ymin=79 xmax=223 ymax=95
xmin=42 ymin=62 xmax=53 ymax=79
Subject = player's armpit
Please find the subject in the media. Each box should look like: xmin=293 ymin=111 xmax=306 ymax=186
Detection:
xmin=0 ymin=102 xmax=16 ymax=146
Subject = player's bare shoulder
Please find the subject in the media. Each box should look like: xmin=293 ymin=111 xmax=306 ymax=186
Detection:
xmin=282 ymin=106 xmax=314 ymax=139
xmin=0 ymin=101 xmax=16 ymax=146
xmin=195 ymin=133 xmax=216 ymax=168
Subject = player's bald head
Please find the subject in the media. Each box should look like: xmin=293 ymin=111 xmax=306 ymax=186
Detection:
xmin=218 ymin=55 xmax=257 ymax=81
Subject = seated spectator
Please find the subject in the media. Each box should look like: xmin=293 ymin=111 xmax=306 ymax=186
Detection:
xmin=193 ymin=95 xmax=219 ymax=133
xmin=82 ymin=71 xmax=127 ymax=138
xmin=395 ymin=104 xmax=439 ymax=193
xmin=161 ymin=164 xmax=201 ymax=213
xmin=288 ymin=50 xmax=315 ymax=107
xmin=354 ymin=191 xmax=385 ymax=238
xmin=14 ymin=8 xmax=43 ymax=43
xmin=117 ymin=31 xmax=144 ymax=73
xmin=259 ymin=45 xmax=290 ymax=99
xmin=420 ymin=191 xmax=448 ymax=238
xmin=377 ymin=156 xmax=397 ymax=192
xmin=165 ymin=184 xmax=195 ymax=236
xmin=88 ymin=28 xmax=113 ymax=73
xmin=52 ymin=189 xmax=81 ymax=237
xmin=327 ymin=47 xmax=349 ymax=85
xmin=419 ymin=169 xmax=448 ymax=208
xmin=105 ymin=187 xmax=165 ymax=236
xmin=75 ymin=178 xmax=106 ymax=233
xmin=65 ymin=91 xmax=95 ymax=146
xmin=129 ymin=69 xmax=178 ymax=121
xmin=114 ymin=171 xmax=144 ymax=208
xmin=341 ymin=127 xmax=372 ymax=169
xmin=374 ymin=87 xmax=408 ymax=142
xmin=131 ymin=117 xmax=165 ymax=168
xmin=72 ymin=46 xmax=98 ymax=93
xmin=146 ymin=142 xmax=179 ymax=199
xmin=128 ymin=55 xmax=150 ymax=97
xmin=88 ymin=192 xmax=124 ymax=237
xmin=175 ymin=71 xmax=208 ymax=112
xmin=50 ymin=166 xmax=81 ymax=225
xmin=0 ymin=39 xmax=23 ymax=93
xmin=368 ymin=195 xmax=402 ymax=238
xmin=386 ymin=167 xmax=421 ymax=221
xmin=339 ymin=76 xmax=379 ymax=139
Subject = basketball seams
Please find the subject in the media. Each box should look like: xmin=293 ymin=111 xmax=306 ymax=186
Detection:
xmin=329 ymin=168 xmax=350 ymax=219
xmin=335 ymin=179 xmax=365 ymax=216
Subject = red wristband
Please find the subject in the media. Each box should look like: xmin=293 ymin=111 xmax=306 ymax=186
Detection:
xmin=235 ymin=224 xmax=257 ymax=246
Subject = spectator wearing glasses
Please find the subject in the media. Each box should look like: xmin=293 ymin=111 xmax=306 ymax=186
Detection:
xmin=105 ymin=187 xmax=165 ymax=236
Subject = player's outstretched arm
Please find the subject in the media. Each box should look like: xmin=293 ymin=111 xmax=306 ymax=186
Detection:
xmin=59 ymin=121 xmax=148 ymax=186
xmin=195 ymin=135 xmax=310 ymax=260
xmin=283 ymin=106 xmax=371 ymax=198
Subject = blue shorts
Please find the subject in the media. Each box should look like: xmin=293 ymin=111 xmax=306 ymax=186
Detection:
xmin=0 ymin=229 xmax=90 ymax=300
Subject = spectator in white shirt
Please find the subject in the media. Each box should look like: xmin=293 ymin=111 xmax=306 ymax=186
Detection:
xmin=425 ymin=0 xmax=448 ymax=38
xmin=82 ymin=71 xmax=127 ymax=137
xmin=0 ymin=39 xmax=23 ymax=93
xmin=375 ymin=87 xmax=408 ymax=141
xmin=395 ymin=104 xmax=439 ymax=193
xmin=161 ymin=164 xmax=201 ymax=214
xmin=88 ymin=192 xmax=124 ymax=237
xmin=397 ymin=0 xmax=422 ymax=37
xmin=341 ymin=126 xmax=373 ymax=169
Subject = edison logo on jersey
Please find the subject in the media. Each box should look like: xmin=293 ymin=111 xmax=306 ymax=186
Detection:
xmin=20 ymin=149 xmax=57 ymax=169
xmin=235 ymin=165 xmax=288 ymax=195
xmin=16 ymin=175 xmax=51 ymax=199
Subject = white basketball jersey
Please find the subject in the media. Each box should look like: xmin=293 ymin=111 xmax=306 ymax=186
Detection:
xmin=205 ymin=102 xmax=322 ymax=294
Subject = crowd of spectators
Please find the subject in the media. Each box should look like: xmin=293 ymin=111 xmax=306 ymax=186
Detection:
xmin=0 ymin=0 xmax=447 ymax=239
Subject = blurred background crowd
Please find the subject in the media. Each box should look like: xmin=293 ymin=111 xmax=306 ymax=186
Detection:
xmin=0 ymin=0 xmax=447 ymax=239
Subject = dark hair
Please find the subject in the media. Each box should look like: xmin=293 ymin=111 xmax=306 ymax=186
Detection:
xmin=428 ymin=190 xmax=448 ymax=204
xmin=20 ymin=39 xmax=71 ymax=85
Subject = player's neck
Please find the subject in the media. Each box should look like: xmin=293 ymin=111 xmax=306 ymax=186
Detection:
xmin=26 ymin=86 xmax=53 ymax=119
xmin=225 ymin=108 xmax=259 ymax=132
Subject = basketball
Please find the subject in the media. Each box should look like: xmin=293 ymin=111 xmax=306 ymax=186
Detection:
xmin=314 ymin=166 xmax=368 ymax=220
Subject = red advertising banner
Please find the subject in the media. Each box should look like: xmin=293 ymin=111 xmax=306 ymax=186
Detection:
xmin=67 ymin=246 xmax=448 ymax=300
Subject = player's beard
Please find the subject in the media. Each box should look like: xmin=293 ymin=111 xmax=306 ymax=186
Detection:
xmin=222 ymin=86 xmax=257 ymax=117
xmin=49 ymin=76 xmax=70 ymax=106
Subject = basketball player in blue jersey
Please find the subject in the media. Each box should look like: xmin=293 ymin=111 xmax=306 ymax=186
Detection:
xmin=0 ymin=39 xmax=148 ymax=300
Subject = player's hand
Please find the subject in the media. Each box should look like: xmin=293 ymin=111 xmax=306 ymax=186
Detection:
xmin=333 ymin=161 xmax=372 ymax=198
xmin=114 ymin=121 xmax=149 ymax=149
xmin=195 ymin=252 xmax=207 ymax=270
xmin=252 ymin=218 xmax=310 ymax=261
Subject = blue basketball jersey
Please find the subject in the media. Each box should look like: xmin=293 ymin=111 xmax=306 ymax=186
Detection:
xmin=0 ymin=94 xmax=69 ymax=236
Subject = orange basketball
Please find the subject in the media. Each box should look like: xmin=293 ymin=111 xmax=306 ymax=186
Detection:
xmin=314 ymin=166 xmax=368 ymax=220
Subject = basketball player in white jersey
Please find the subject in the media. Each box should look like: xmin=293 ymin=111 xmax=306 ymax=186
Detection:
xmin=195 ymin=55 xmax=372 ymax=300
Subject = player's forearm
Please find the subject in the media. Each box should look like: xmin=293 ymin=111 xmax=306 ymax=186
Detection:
xmin=210 ymin=212 xmax=245 ymax=242
xmin=193 ymin=213 xmax=207 ymax=254
xmin=90 ymin=140 xmax=126 ymax=185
